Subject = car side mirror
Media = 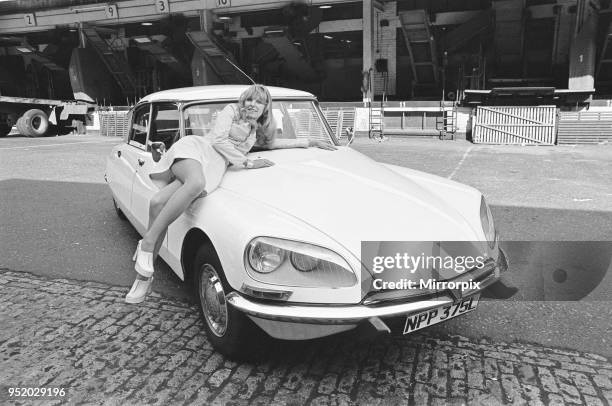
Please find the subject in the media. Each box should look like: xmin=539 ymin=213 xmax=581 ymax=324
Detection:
xmin=339 ymin=127 xmax=355 ymax=147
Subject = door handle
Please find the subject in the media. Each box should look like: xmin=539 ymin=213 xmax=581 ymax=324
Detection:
xmin=138 ymin=158 xmax=145 ymax=166
xmin=116 ymin=150 xmax=121 ymax=158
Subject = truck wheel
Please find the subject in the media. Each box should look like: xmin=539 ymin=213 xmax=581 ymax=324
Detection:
xmin=16 ymin=117 xmax=25 ymax=136
xmin=18 ymin=109 xmax=49 ymax=137
xmin=193 ymin=244 xmax=267 ymax=360
xmin=0 ymin=122 xmax=10 ymax=137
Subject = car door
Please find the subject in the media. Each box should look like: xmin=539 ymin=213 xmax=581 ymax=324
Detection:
xmin=107 ymin=104 xmax=151 ymax=225
xmin=130 ymin=102 xmax=181 ymax=235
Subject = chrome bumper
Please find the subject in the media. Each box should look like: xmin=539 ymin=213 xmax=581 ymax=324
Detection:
xmin=227 ymin=248 xmax=508 ymax=326
xmin=226 ymin=292 xmax=456 ymax=325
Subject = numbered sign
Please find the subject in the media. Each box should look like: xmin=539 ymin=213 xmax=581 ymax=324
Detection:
xmin=155 ymin=0 xmax=170 ymax=14
xmin=105 ymin=4 xmax=118 ymax=19
xmin=24 ymin=13 xmax=36 ymax=26
xmin=216 ymin=0 xmax=231 ymax=8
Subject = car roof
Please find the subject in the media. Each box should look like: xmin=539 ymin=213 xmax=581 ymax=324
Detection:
xmin=139 ymin=85 xmax=316 ymax=103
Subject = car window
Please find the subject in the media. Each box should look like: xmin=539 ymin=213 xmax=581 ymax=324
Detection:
xmin=129 ymin=104 xmax=150 ymax=148
xmin=150 ymin=103 xmax=180 ymax=150
xmin=271 ymin=101 xmax=332 ymax=142
xmin=182 ymin=100 xmax=333 ymax=144
xmin=184 ymin=104 xmax=225 ymax=137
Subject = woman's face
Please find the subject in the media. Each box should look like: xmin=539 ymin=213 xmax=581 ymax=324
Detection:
xmin=243 ymin=96 xmax=266 ymax=120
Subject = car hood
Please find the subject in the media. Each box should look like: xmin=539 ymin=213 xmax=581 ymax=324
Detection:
xmin=219 ymin=147 xmax=483 ymax=256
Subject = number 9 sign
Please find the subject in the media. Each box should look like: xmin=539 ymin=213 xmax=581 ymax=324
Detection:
xmin=105 ymin=4 xmax=118 ymax=19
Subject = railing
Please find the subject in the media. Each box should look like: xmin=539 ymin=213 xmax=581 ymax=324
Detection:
xmin=99 ymin=110 xmax=130 ymax=137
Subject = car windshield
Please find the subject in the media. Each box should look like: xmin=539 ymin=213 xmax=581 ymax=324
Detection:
xmin=183 ymin=100 xmax=334 ymax=144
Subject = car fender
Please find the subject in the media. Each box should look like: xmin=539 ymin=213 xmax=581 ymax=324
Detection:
xmin=169 ymin=188 xmax=364 ymax=304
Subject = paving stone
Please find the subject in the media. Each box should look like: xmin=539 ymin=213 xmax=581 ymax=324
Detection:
xmin=1 ymin=269 xmax=611 ymax=406
xmin=583 ymin=395 xmax=604 ymax=406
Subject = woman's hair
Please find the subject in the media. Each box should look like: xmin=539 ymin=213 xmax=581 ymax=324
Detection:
xmin=238 ymin=84 xmax=272 ymax=127
xmin=238 ymin=84 xmax=275 ymax=146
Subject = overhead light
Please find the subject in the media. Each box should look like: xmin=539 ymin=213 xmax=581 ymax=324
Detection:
xmin=323 ymin=35 xmax=333 ymax=39
xmin=264 ymin=28 xmax=284 ymax=35
xmin=293 ymin=41 xmax=301 ymax=45
xmin=141 ymin=22 xmax=153 ymax=26
xmin=319 ymin=5 xmax=332 ymax=8
xmin=69 ymin=29 xmax=76 ymax=32
xmin=16 ymin=46 xmax=32 ymax=53
xmin=218 ymin=16 xmax=231 ymax=20
xmin=134 ymin=36 xmax=152 ymax=43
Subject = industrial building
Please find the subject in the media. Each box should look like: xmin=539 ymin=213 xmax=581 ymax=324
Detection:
xmin=1 ymin=0 xmax=611 ymax=143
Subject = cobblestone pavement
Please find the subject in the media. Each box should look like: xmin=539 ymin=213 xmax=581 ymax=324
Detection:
xmin=1 ymin=269 xmax=611 ymax=406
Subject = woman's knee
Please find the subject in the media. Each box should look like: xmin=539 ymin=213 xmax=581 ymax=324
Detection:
xmin=184 ymin=175 xmax=206 ymax=195
xmin=149 ymin=194 xmax=165 ymax=216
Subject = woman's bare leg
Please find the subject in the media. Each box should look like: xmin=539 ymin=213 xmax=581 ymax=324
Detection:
xmin=134 ymin=179 xmax=183 ymax=282
xmin=148 ymin=179 xmax=182 ymax=260
xmin=140 ymin=159 xmax=205 ymax=253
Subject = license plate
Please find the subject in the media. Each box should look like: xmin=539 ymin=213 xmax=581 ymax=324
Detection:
xmin=403 ymin=295 xmax=480 ymax=334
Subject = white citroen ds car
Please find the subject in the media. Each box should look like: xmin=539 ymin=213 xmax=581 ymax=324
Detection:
xmin=105 ymin=85 xmax=507 ymax=358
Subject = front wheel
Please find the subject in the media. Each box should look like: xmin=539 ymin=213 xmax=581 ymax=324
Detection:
xmin=193 ymin=244 xmax=266 ymax=359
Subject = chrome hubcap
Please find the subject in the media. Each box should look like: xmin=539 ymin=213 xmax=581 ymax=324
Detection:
xmin=199 ymin=264 xmax=228 ymax=337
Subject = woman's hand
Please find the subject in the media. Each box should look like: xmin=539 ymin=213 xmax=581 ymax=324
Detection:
xmin=246 ymin=158 xmax=275 ymax=169
xmin=308 ymin=139 xmax=338 ymax=150
xmin=150 ymin=142 xmax=166 ymax=162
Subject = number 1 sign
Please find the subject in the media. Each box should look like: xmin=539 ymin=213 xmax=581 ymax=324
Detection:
xmin=24 ymin=13 xmax=36 ymax=26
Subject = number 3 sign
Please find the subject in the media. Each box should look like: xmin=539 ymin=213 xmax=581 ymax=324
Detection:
xmin=155 ymin=0 xmax=170 ymax=13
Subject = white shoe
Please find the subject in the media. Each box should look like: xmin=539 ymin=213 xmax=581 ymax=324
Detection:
xmin=133 ymin=240 xmax=154 ymax=278
xmin=125 ymin=277 xmax=154 ymax=304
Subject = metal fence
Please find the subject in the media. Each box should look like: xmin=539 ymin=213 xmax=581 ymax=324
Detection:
xmin=557 ymin=111 xmax=612 ymax=144
xmin=99 ymin=110 xmax=130 ymax=137
xmin=321 ymin=107 xmax=356 ymax=138
xmin=473 ymin=106 xmax=557 ymax=145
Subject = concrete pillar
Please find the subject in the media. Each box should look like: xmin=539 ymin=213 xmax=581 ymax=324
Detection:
xmin=568 ymin=0 xmax=598 ymax=90
xmin=551 ymin=0 xmax=576 ymax=67
xmin=363 ymin=0 xmax=374 ymax=102
xmin=192 ymin=9 xmax=219 ymax=86
xmin=372 ymin=1 xmax=397 ymax=97
xmin=492 ymin=0 xmax=524 ymax=75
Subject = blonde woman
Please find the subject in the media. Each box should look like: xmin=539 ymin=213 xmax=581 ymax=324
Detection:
xmin=126 ymin=84 xmax=335 ymax=303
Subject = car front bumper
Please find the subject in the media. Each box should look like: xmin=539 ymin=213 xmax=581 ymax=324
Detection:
xmin=227 ymin=248 xmax=508 ymax=340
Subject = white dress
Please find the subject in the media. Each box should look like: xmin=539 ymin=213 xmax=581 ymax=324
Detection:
xmin=149 ymin=104 xmax=258 ymax=194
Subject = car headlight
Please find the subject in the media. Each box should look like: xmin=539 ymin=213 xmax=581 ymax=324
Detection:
xmin=245 ymin=237 xmax=357 ymax=288
xmin=480 ymin=196 xmax=497 ymax=249
xmin=247 ymin=240 xmax=285 ymax=273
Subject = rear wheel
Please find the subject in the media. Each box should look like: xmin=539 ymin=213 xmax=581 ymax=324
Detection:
xmin=17 ymin=109 xmax=49 ymax=137
xmin=193 ymin=244 xmax=266 ymax=359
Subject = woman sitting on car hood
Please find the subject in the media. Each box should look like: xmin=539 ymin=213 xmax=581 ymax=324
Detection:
xmin=126 ymin=84 xmax=336 ymax=304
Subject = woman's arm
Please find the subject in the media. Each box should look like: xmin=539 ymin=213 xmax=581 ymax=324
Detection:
xmin=259 ymin=135 xmax=337 ymax=151
xmin=210 ymin=104 xmax=250 ymax=167
xmin=255 ymin=119 xmax=336 ymax=150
